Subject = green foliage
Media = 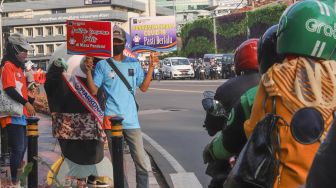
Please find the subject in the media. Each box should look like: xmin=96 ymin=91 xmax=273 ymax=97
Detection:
xmin=19 ymin=162 xmax=33 ymax=187
xmin=217 ymin=17 xmax=247 ymax=38
xmin=180 ymin=18 xmax=212 ymax=40
xmin=184 ymin=36 xmax=215 ymax=58
xmin=247 ymin=3 xmax=287 ymax=27
xmin=180 ymin=3 xmax=288 ymax=57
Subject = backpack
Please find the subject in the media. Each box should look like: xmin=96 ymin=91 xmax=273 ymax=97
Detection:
xmin=224 ymin=97 xmax=285 ymax=188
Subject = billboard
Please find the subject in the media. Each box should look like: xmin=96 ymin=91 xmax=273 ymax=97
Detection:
xmin=66 ymin=20 xmax=113 ymax=57
xmin=130 ymin=16 xmax=177 ymax=53
xmin=84 ymin=0 xmax=111 ymax=5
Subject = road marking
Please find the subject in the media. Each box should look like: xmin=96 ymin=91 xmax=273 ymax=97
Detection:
xmin=149 ymin=88 xmax=203 ymax=93
xmin=170 ymin=173 xmax=202 ymax=188
xmin=142 ymin=133 xmax=203 ymax=187
xmin=142 ymin=133 xmax=186 ymax=173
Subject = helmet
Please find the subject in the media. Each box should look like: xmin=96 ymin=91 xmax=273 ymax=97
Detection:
xmin=234 ymin=38 xmax=259 ymax=74
xmin=277 ymin=0 xmax=336 ymax=60
xmin=257 ymin=25 xmax=285 ymax=74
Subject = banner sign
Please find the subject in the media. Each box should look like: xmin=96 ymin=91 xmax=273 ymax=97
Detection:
xmin=66 ymin=20 xmax=113 ymax=57
xmin=130 ymin=16 xmax=177 ymax=53
xmin=84 ymin=0 xmax=111 ymax=5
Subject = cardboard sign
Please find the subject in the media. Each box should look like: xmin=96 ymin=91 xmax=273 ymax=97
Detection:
xmin=66 ymin=20 xmax=113 ymax=57
xmin=130 ymin=16 xmax=177 ymax=53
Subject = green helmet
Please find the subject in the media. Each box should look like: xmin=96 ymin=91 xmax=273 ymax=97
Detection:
xmin=277 ymin=0 xmax=336 ymax=60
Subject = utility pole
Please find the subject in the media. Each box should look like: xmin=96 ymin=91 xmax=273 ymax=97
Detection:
xmin=213 ymin=12 xmax=217 ymax=54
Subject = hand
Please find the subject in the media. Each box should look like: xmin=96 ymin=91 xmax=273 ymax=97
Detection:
xmin=25 ymin=102 xmax=36 ymax=117
xmin=28 ymin=88 xmax=38 ymax=99
xmin=149 ymin=52 xmax=159 ymax=68
xmin=85 ymin=56 xmax=95 ymax=73
xmin=203 ymin=143 xmax=214 ymax=164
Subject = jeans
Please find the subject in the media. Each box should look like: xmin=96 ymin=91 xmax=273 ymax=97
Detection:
xmin=7 ymin=124 xmax=27 ymax=183
xmin=1 ymin=126 xmax=9 ymax=154
xmin=106 ymin=129 xmax=149 ymax=188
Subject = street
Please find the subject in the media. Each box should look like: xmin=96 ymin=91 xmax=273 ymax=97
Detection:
xmin=137 ymin=79 xmax=225 ymax=187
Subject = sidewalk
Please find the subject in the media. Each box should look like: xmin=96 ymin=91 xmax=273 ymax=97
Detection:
xmin=1 ymin=113 xmax=160 ymax=187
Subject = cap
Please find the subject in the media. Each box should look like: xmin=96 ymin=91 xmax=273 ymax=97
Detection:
xmin=113 ymin=25 xmax=126 ymax=42
xmin=8 ymin=33 xmax=34 ymax=51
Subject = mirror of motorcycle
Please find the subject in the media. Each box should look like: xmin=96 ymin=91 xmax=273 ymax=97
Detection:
xmin=203 ymin=91 xmax=215 ymax=99
xmin=290 ymin=107 xmax=324 ymax=145
xmin=202 ymin=98 xmax=227 ymax=118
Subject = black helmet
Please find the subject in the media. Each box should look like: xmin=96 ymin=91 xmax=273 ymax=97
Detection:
xmin=257 ymin=24 xmax=284 ymax=74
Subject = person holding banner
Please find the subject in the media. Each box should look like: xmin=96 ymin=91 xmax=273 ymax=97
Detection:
xmin=85 ymin=25 xmax=158 ymax=188
xmin=0 ymin=33 xmax=35 ymax=185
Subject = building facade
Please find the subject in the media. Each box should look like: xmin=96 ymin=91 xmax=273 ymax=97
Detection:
xmin=1 ymin=0 xmax=169 ymax=69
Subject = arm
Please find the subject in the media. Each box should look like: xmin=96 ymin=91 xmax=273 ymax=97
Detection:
xmin=85 ymin=56 xmax=98 ymax=95
xmin=139 ymin=52 xmax=159 ymax=92
xmin=4 ymin=87 xmax=36 ymax=116
xmin=4 ymin=87 xmax=27 ymax=105
xmin=139 ymin=64 xmax=154 ymax=92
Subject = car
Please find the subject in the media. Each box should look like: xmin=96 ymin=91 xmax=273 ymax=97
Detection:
xmin=162 ymin=57 xmax=195 ymax=79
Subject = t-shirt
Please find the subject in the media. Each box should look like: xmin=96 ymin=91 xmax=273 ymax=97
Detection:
xmin=93 ymin=56 xmax=144 ymax=129
xmin=0 ymin=61 xmax=28 ymax=126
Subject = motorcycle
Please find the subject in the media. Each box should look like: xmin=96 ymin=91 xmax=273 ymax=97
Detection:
xmin=153 ymin=68 xmax=161 ymax=81
xmin=199 ymin=66 xmax=206 ymax=80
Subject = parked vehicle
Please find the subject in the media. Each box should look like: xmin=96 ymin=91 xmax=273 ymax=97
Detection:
xmin=162 ymin=57 xmax=195 ymax=79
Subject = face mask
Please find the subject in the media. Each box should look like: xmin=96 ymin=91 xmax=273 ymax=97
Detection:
xmin=13 ymin=45 xmax=28 ymax=63
xmin=16 ymin=51 xmax=28 ymax=63
xmin=113 ymin=44 xmax=125 ymax=55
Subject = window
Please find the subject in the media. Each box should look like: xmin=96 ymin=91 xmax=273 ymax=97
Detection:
xmin=52 ymin=8 xmax=66 ymax=14
xmin=56 ymin=26 xmax=63 ymax=35
xmin=171 ymin=59 xmax=189 ymax=66
xmin=197 ymin=5 xmax=208 ymax=9
xmin=46 ymin=27 xmax=53 ymax=36
xmin=26 ymin=28 xmax=33 ymax=37
xmin=36 ymin=45 xmax=44 ymax=54
xmin=188 ymin=5 xmax=196 ymax=10
xmin=183 ymin=14 xmax=187 ymax=21
xmin=36 ymin=27 xmax=43 ymax=36
xmin=28 ymin=47 xmax=34 ymax=55
xmin=15 ymin=28 xmax=23 ymax=34
xmin=46 ymin=44 xmax=54 ymax=54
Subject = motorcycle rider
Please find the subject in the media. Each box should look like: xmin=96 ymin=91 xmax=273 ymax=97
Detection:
xmin=244 ymin=1 xmax=336 ymax=187
xmin=203 ymin=24 xmax=285 ymax=188
xmin=202 ymin=38 xmax=260 ymax=187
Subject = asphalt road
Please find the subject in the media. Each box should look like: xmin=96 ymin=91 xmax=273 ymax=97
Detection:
xmin=137 ymin=79 xmax=225 ymax=188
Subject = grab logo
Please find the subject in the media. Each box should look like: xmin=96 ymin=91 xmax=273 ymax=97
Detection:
xmin=305 ymin=19 xmax=336 ymax=39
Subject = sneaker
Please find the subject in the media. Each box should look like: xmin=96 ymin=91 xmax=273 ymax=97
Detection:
xmin=86 ymin=175 xmax=110 ymax=188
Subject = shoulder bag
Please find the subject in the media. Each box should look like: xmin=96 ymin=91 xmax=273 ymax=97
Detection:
xmin=0 ymin=68 xmax=24 ymax=117
xmin=106 ymin=58 xmax=139 ymax=111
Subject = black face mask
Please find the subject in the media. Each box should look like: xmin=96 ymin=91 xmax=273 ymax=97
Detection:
xmin=113 ymin=44 xmax=125 ymax=55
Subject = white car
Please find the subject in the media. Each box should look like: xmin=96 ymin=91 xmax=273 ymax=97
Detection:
xmin=162 ymin=57 xmax=195 ymax=79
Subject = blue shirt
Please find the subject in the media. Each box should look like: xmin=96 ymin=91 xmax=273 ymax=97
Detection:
xmin=93 ymin=56 xmax=144 ymax=129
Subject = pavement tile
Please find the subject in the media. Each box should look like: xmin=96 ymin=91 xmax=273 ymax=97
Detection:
xmin=1 ymin=114 xmax=160 ymax=187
